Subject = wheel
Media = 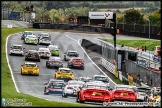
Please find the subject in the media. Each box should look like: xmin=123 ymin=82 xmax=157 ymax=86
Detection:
xmin=54 ymin=74 xmax=56 ymax=79
xmin=25 ymin=58 xmax=28 ymax=61
xmin=37 ymin=59 xmax=40 ymax=62
xmin=81 ymin=66 xmax=84 ymax=70
xmin=62 ymin=92 xmax=67 ymax=98
xmin=76 ymin=93 xmax=79 ymax=102
xmin=36 ymin=73 xmax=39 ymax=76
xmin=78 ymin=93 xmax=84 ymax=103
xmin=21 ymin=69 xmax=23 ymax=75
xmin=64 ymin=58 xmax=66 ymax=61
xmin=44 ymin=88 xmax=49 ymax=95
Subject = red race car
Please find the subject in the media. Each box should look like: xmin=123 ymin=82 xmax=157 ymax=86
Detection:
xmin=111 ymin=84 xmax=137 ymax=102
xmin=76 ymin=81 xmax=111 ymax=103
xmin=67 ymin=57 xmax=84 ymax=70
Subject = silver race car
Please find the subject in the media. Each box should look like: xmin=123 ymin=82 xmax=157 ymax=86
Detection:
xmin=38 ymin=47 xmax=51 ymax=58
xmin=136 ymin=87 xmax=152 ymax=102
xmin=38 ymin=33 xmax=51 ymax=45
xmin=62 ymin=80 xmax=85 ymax=97
xmin=64 ymin=50 xmax=79 ymax=61
xmin=75 ymin=77 xmax=93 ymax=82
xmin=9 ymin=44 xmax=25 ymax=56
xmin=46 ymin=57 xmax=63 ymax=68
xmin=92 ymin=75 xmax=110 ymax=88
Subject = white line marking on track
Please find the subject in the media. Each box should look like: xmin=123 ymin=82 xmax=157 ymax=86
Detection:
xmin=6 ymin=32 xmax=22 ymax=93
xmin=66 ymin=35 xmax=78 ymax=42
xmin=66 ymin=35 xmax=116 ymax=86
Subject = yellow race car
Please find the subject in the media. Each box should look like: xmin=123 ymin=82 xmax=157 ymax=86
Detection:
xmin=21 ymin=62 xmax=39 ymax=76
xmin=54 ymin=68 xmax=74 ymax=80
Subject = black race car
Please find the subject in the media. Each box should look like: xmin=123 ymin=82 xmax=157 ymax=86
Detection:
xmin=46 ymin=57 xmax=63 ymax=69
xmin=64 ymin=50 xmax=79 ymax=61
xmin=25 ymin=50 xmax=40 ymax=62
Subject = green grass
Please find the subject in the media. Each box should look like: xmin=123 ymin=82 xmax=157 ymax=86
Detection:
xmin=99 ymin=38 xmax=160 ymax=51
xmin=112 ymin=78 xmax=125 ymax=85
xmin=1 ymin=27 xmax=88 ymax=107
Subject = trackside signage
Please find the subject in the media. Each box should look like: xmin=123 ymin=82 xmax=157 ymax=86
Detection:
xmin=89 ymin=12 xmax=113 ymax=19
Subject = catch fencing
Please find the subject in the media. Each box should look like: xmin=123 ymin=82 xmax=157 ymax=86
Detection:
xmin=125 ymin=59 xmax=161 ymax=87
xmin=32 ymin=23 xmax=161 ymax=40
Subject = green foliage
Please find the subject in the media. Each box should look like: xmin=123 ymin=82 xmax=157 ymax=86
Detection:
xmin=124 ymin=9 xmax=145 ymax=24
xmin=148 ymin=9 xmax=161 ymax=26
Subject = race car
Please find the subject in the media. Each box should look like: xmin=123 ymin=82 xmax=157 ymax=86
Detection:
xmin=54 ymin=68 xmax=74 ymax=81
xmin=92 ymin=75 xmax=110 ymax=88
xmin=149 ymin=91 xmax=161 ymax=107
xmin=25 ymin=50 xmax=40 ymax=62
xmin=76 ymin=81 xmax=111 ymax=103
xmin=111 ymin=84 xmax=137 ymax=102
xmin=64 ymin=50 xmax=79 ymax=61
xmin=24 ymin=35 xmax=38 ymax=45
xmin=47 ymin=45 xmax=59 ymax=56
xmin=67 ymin=57 xmax=84 ymax=70
xmin=148 ymin=87 xmax=161 ymax=102
xmin=38 ymin=33 xmax=51 ymax=45
xmin=62 ymin=80 xmax=85 ymax=97
xmin=44 ymin=79 xmax=65 ymax=95
xmin=136 ymin=86 xmax=152 ymax=102
xmin=21 ymin=62 xmax=39 ymax=76
xmin=38 ymin=48 xmax=51 ymax=58
xmin=21 ymin=31 xmax=34 ymax=40
xmin=9 ymin=44 xmax=25 ymax=56
xmin=46 ymin=57 xmax=63 ymax=68
xmin=75 ymin=77 xmax=93 ymax=82
xmin=38 ymin=33 xmax=51 ymax=40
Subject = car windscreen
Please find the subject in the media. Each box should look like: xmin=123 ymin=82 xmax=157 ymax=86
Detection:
xmin=25 ymin=32 xmax=32 ymax=35
xmin=29 ymin=51 xmax=38 ymax=54
xmin=73 ymin=59 xmax=83 ymax=62
xmin=39 ymin=49 xmax=49 ymax=52
xmin=136 ymin=88 xmax=151 ymax=93
xmin=25 ymin=64 xmax=36 ymax=67
xmin=60 ymin=69 xmax=71 ymax=73
xmin=42 ymin=37 xmax=50 ymax=40
xmin=51 ymin=58 xmax=61 ymax=61
xmin=13 ymin=46 xmax=22 ymax=49
xmin=68 ymin=52 xmax=77 ymax=56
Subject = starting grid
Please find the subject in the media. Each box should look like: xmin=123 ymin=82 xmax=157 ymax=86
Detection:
xmin=103 ymin=102 xmax=160 ymax=107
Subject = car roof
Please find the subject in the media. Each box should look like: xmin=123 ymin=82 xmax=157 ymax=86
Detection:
xmin=86 ymin=81 xmax=106 ymax=85
xmin=28 ymin=50 xmax=38 ymax=52
xmin=12 ymin=44 xmax=22 ymax=47
xmin=68 ymin=80 xmax=84 ymax=83
xmin=93 ymin=75 xmax=108 ymax=77
xmin=71 ymin=57 xmax=82 ymax=59
xmin=50 ymin=57 xmax=61 ymax=59
xmin=27 ymin=35 xmax=36 ymax=37
xmin=39 ymin=48 xmax=49 ymax=50
xmin=115 ymin=84 xmax=136 ymax=88
xmin=59 ymin=68 xmax=71 ymax=70
xmin=68 ymin=50 xmax=77 ymax=52
xmin=25 ymin=62 xmax=36 ymax=65
xmin=49 ymin=79 xmax=64 ymax=82
xmin=48 ymin=45 xmax=58 ymax=47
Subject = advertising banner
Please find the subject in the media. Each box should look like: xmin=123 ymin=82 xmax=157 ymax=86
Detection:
xmin=89 ymin=12 xmax=113 ymax=19
xmin=128 ymin=74 xmax=134 ymax=86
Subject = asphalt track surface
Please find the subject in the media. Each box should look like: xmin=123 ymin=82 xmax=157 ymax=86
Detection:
xmin=7 ymin=31 xmax=156 ymax=107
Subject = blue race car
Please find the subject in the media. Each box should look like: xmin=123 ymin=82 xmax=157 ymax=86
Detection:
xmin=44 ymin=79 xmax=65 ymax=95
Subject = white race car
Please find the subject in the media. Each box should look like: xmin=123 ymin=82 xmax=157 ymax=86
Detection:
xmin=9 ymin=44 xmax=25 ymax=56
xmin=38 ymin=48 xmax=51 ymax=58
xmin=38 ymin=33 xmax=51 ymax=45
xmin=92 ymin=75 xmax=110 ymax=88
xmin=75 ymin=77 xmax=93 ymax=82
xmin=24 ymin=35 xmax=38 ymax=45
xmin=62 ymin=80 xmax=85 ymax=97
xmin=136 ymin=87 xmax=152 ymax=102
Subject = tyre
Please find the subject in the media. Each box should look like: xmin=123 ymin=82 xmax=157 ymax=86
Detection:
xmin=25 ymin=58 xmax=28 ymax=61
xmin=37 ymin=59 xmax=40 ymax=62
xmin=78 ymin=93 xmax=84 ymax=103
xmin=21 ymin=69 xmax=23 ymax=75
xmin=54 ymin=74 xmax=56 ymax=79
xmin=36 ymin=73 xmax=39 ymax=76
xmin=44 ymin=88 xmax=49 ymax=95
xmin=62 ymin=92 xmax=67 ymax=98
xmin=76 ymin=93 xmax=79 ymax=102
xmin=64 ymin=58 xmax=66 ymax=61
xmin=81 ymin=66 xmax=84 ymax=70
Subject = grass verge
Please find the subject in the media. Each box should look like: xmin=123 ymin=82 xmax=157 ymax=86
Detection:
xmin=99 ymin=38 xmax=160 ymax=51
xmin=112 ymin=78 xmax=125 ymax=85
xmin=1 ymin=27 xmax=87 ymax=107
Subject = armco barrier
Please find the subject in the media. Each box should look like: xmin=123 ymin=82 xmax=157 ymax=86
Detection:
xmin=100 ymin=57 xmax=115 ymax=74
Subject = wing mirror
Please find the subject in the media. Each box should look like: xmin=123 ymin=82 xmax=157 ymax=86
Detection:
xmin=21 ymin=65 xmax=23 ymax=66
xmin=44 ymin=83 xmax=48 ymax=85
xmin=37 ymin=66 xmax=39 ymax=67
xmin=23 ymin=48 xmax=25 ymax=49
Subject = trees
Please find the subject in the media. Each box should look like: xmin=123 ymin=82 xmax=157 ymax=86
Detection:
xmin=148 ymin=9 xmax=161 ymax=26
xmin=124 ymin=9 xmax=145 ymax=24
